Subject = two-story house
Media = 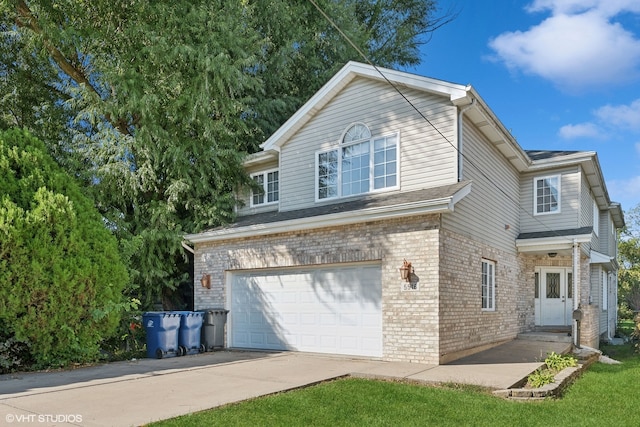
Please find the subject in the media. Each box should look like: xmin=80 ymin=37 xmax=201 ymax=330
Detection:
xmin=184 ymin=62 xmax=624 ymax=364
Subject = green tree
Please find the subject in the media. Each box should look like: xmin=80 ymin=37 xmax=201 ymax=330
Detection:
xmin=0 ymin=0 xmax=451 ymax=308
xmin=619 ymin=204 xmax=640 ymax=318
xmin=0 ymin=129 xmax=129 ymax=370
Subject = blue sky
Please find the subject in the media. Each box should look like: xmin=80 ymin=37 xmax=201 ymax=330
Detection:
xmin=402 ymin=0 xmax=640 ymax=214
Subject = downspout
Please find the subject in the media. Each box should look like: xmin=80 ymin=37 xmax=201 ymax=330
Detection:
xmin=457 ymin=99 xmax=476 ymax=181
xmin=572 ymin=238 xmax=580 ymax=347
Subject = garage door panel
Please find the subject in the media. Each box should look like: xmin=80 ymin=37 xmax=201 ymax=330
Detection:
xmin=230 ymin=264 xmax=382 ymax=357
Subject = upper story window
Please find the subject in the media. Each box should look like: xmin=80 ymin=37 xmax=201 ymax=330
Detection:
xmin=251 ymin=169 xmax=279 ymax=206
xmin=316 ymin=123 xmax=398 ymax=201
xmin=534 ymin=175 xmax=560 ymax=215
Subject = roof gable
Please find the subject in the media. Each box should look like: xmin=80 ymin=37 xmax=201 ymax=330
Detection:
xmin=261 ymin=61 xmax=470 ymax=152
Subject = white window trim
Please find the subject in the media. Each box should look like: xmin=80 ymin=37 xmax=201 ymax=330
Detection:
xmin=593 ymin=198 xmax=599 ymax=237
xmin=602 ymin=271 xmax=608 ymax=311
xmin=250 ymin=168 xmax=279 ymax=207
xmin=481 ymin=259 xmax=496 ymax=312
xmin=533 ymin=174 xmax=561 ymax=216
xmin=315 ymin=131 xmax=400 ymax=202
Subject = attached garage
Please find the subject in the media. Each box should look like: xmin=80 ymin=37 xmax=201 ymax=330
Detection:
xmin=228 ymin=263 xmax=382 ymax=357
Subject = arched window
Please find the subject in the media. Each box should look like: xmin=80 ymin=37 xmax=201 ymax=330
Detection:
xmin=343 ymin=123 xmax=371 ymax=143
xmin=316 ymin=123 xmax=398 ymax=200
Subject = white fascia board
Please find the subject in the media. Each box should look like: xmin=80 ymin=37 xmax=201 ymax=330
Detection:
xmin=527 ymin=152 xmax=596 ymax=171
xmin=515 ymin=233 xmax=592 ymax=251
xmin=590 ymin=250 xmax=612 ymax=265
xmin=243 ymin=150 xmax=279 ymax=167
xmin=185 ymin=186 xmax=470 ymax=244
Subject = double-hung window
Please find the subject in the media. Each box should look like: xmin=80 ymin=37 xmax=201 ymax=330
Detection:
xmin=317 ymin=124 xmax=398 ymax=200
xmin=481 ymin=259 xmax=496 ymax=311
xmin=534 ymin=175 xmax=560 ymax=215
xmin=251 ymin=169 xmax=279 ymax=206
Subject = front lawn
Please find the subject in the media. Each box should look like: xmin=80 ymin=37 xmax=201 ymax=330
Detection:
xmin=153 ymin=344 xmax=639 ymax=427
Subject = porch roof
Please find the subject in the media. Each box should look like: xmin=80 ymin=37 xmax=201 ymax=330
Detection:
xmin=515 ymin=227 xmax=593 ymax=256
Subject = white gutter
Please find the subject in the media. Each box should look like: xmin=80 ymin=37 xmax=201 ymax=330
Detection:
xmin=185 ymin=184 xmax=471 ymax=244
xmin=181 ymin=241 xmax=194 ymax=254
xmin=515 ymin=233 xmax=592 ymax=251
xmin=457 ymin=99 xmax=476 ymax=181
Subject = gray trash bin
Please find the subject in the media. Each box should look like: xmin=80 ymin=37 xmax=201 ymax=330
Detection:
xmin=199 ymin=308 xmax=228 ymax=351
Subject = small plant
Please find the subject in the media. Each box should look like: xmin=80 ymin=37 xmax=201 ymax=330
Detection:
xmin=527 ymin=368 xmax=556 ymax=388
xmin=526 ymin=352 xmax=578 ymax=388
xmin=544 ymin=351 xmax=577 ymax=371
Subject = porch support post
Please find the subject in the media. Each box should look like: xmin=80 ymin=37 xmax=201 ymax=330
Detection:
xmin=572 ymin=239 xmax=580 ymax=347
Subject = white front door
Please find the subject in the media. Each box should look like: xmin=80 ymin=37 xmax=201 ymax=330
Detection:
xmin=538 ymin=267 xmax=573 ymax=326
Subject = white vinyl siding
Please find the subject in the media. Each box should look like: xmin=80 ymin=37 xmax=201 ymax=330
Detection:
xmin=534 ymin=175 xmax=560 ymax=215
xmin=442 ymin=122 xmax=520 ymax=254
xmin=277 ymin=78 xmax=458 ymax=212
xmin=520 ymin=167 xmax=581 ymax=233
xmin=482 ymin=259 xmax=496 ymax=311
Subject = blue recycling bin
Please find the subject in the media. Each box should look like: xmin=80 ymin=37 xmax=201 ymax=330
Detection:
xmin=175 ymin=311 xmax=205 ymax=356
xmin=143 ymin=312 xmax=181 ymax=359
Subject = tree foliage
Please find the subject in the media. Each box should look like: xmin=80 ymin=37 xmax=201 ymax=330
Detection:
xmin=0 ymin=129 xmax=129 ymax=370
xmin=619 ymin=204 xmax=640 ymax=317
xmin=0 ymin=0 xmax=451 ymax=308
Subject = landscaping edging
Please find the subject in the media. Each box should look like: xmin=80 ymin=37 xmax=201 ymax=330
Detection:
xmin=492 ymin=351 xmax=600 ymax=400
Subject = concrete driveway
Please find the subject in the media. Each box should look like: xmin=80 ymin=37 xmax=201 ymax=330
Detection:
xmin=0 ymin=339 xmax=571 ymax=427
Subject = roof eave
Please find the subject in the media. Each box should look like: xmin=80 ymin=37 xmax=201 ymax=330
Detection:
xmin=515 ymin=233 xmax=592 ymax=252
xmin=185 ymin=184 xmax=471 ymax=244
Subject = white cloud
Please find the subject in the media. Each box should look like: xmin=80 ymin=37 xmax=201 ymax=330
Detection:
xmin=594 ymin=99 xmax=640 ymax=130
xmin=527 ymin=0 xmax=640 ymax=16
xmin=559 ymin=98 xmax=640 ymax=139
xmin=488 ymin=1 xmax=640 ymax=91
xmin=558 ymin=122 xmax=605 ymax=139
xmin=608 ymin=175 xmax=640 ymax=208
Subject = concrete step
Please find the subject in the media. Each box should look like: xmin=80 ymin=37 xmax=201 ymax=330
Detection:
xmin=517 ymin=332 xmax=573 ymax=343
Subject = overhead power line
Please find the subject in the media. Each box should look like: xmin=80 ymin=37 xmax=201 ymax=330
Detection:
xmin=307 ymin=0 xmax=583 ymax=245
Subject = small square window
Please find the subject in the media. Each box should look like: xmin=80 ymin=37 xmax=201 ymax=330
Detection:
xmin=251 ymin=170 xmax=279 ymax=206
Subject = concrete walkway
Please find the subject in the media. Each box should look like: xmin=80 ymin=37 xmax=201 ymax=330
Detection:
xmin=0 ymin=339 xmax=571 ymax=427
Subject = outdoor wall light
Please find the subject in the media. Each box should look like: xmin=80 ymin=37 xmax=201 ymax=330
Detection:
xmin=399 ymin=259 xmax=414 ymax=282
xmin=200 ymin=273 xmax=211 ymax=289
xmin=548 ymin=252 xmax=558 ymax=258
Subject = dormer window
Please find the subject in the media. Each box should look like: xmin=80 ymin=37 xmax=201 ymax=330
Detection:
xmin=251 ymin=169 xmax=279 ymax=206
xmin=316 ymin=123 xmax=399 ymax=200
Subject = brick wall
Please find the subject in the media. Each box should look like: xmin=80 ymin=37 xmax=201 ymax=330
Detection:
xmin=438 ymin=229 xmax=527 ymax=362
xmin=193 ymin=214 xmax=443 ymax=363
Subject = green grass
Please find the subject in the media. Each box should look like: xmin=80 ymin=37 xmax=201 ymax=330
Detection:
xmin=617 ymin=319 xmax=636 ymax=338
xmin=152 ymin=345 xmax=640 ymax=427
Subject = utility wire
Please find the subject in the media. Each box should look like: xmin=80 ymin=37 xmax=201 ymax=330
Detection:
xmin=308 ymin=0 xmax=586 ymax=246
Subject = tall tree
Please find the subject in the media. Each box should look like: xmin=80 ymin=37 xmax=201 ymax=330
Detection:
xmin=0 ymin=0 xmax=451 ymax=308
xmin=619 ymin=204 xmax=640 ymax=315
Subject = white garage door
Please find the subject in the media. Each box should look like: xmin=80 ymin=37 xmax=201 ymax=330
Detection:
xmin=229 ymin=264 xmax=382 ymax=357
